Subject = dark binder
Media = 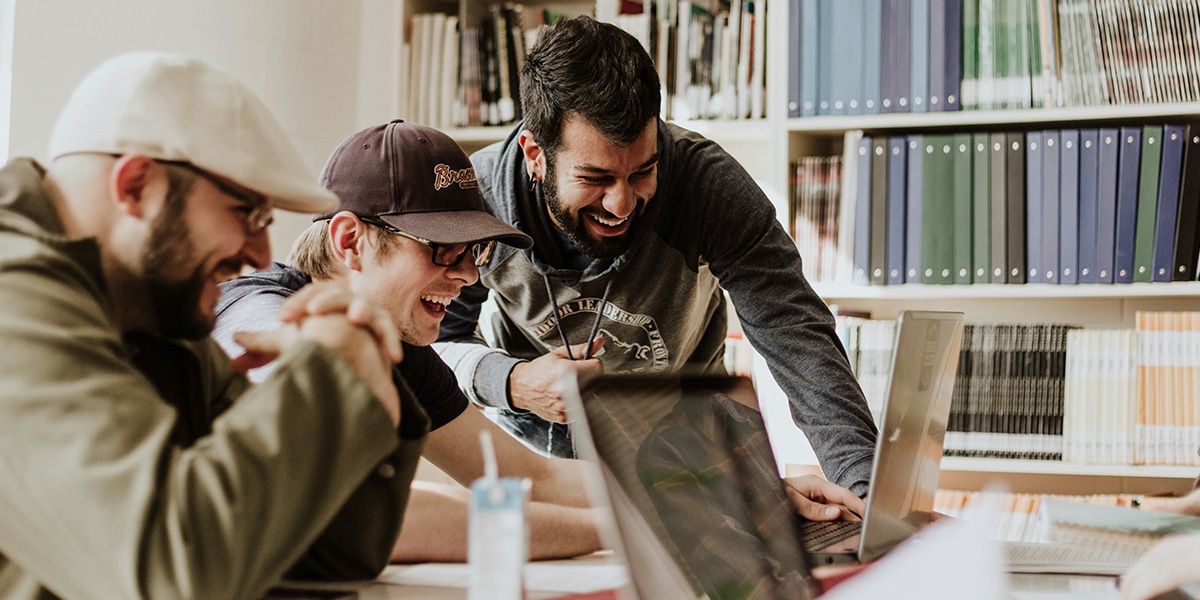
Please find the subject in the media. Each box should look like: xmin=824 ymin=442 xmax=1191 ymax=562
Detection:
xmin=1132 ymin=125 xmax=1164 ymax=283
xmin=887 ymin=136 xmax=908 ymax=284
xmin=870 ymin=137 xmax=889 ymax=284
xmin=1077 ymin=129 xmax=1100 ymax=284
xmin=989 ymin=132 xmax=1008 ymax=283
xmin=953 ymin=133 xmax=974 ymax=283
xmin=905 ymin=135 xmax=923 ymax=282
xmin=1152 ymin=125 xmax=1186 ymax=282
xmin=1005 ymin=132 xmax=1026 ymax=284
xmin=1112 ymin=127 xmax=1142 ymax=284
xmin=1094 ymin=128 xmax=1120 ymax=284
xmin=1174 ymin=128 xmax=1200 ymax=280
xmin=1042 ymin=130 xmax=1061 ymax=284
xmin=853 ymin=136 xmax=874 ymax=285
xmin=972 ymin=132 xmax=991 ymax=283
xmin=1059 ymin=129 xmax=1081 ymax=285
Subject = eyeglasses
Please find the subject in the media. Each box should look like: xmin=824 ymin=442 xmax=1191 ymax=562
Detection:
xmin=361 ymin=217 xmax=496 ymax=267
xmin=158 ymin=161 xmax=274 ymax=234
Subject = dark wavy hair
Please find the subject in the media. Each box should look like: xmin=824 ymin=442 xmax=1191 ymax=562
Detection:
xmin=520 ymin=16 xmax=661 ymax=158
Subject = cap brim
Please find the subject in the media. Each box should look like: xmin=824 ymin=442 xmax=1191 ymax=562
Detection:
xmin=380 ymin=210 xmax=533 ymax=249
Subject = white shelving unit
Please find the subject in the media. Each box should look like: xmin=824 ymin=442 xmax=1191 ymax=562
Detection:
xmin=429 ymin=0 xmax=1200 ymax=495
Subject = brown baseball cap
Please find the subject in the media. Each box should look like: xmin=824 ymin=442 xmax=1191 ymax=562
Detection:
xmin=317 ymin=120 xmax=532 ymax=249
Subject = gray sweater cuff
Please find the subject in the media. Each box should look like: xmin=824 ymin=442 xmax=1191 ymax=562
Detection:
xmin=473 ymin=352 xmax=528 ymax=412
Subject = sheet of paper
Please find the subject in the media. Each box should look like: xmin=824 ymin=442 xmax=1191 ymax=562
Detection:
xmin=378 ymin=562 xmax=628 ymax=594
xmin=821 ymin=508 xmax=1009 ymax=600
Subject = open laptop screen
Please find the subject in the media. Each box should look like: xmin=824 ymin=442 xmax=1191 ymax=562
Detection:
xmin=567 ymin=374 xmax=818 ymax=600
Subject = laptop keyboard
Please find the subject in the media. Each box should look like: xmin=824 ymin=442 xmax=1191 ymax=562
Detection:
xmin=802 ymin=520 xmax=862 ymax=552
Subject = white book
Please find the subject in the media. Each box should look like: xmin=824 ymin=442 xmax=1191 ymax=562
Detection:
xmin=441 ymin=16 xmax=460 ymax=130
xmin=424 ymin=12 xmax=446 ymax=128
xmin=735 ymin=10 xmax=752 ymax=118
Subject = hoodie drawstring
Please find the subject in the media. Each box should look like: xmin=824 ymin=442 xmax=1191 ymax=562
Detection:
xmin=542 ymin=274 xmax=613 ymax=360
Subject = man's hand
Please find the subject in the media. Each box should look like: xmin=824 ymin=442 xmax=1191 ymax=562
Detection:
xmin=508 ymin=337 xmax=605 ymax=423
xmin=233 ymin=282 xmax=402 ymax=427
xmin=1140 ymin=489 xmax=1200 ymax=517
xmin=1119 ymin=532 xmax=1200 ymax=600
xmin=783 ymin=474 xmax=866 ymax=521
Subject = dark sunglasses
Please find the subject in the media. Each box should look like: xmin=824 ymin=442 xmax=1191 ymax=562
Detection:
xmin=361 ymin=217 xmax=496 ymax=267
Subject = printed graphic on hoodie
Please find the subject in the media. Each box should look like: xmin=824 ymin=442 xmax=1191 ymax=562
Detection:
xmin=531 ymin=297 xmax=669 ymax=373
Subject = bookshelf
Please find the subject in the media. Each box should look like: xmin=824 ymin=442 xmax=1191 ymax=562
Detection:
xmin=406 ymin=0 xmax=1200 ymax=495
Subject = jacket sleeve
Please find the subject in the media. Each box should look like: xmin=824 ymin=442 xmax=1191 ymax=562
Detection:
xmin=671 ymin=134 xmax=878 ymax=496
xmin=435 ymin=280 xmax=525 ymax=411
xmin=0 ymin=257 xmax=406 ymax=600
xmin=208 ymin=283 xmax=431 ymax=581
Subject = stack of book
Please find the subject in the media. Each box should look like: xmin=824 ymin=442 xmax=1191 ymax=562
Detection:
xmin=789 ymin=155 xmax=843 ymax=283
xmin=840 ymin=312 xmax=1200 ymax=466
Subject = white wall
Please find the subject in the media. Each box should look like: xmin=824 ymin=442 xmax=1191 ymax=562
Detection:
xmin=6 ymin=0 xmax=404 ymax=260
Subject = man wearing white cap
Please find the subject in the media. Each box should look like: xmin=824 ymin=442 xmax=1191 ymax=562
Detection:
xmin=0 ymin=52 xmax=424 ymax=599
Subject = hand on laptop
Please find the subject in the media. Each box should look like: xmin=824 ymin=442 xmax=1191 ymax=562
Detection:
xmin=783 ymin=474 xmax=866 ymax=521
xmin=1118 ymin=532 xmax=1200 ymax=600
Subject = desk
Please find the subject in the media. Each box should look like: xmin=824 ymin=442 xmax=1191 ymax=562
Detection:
xmin=273 ymin=564 xmax=1121 ymax=600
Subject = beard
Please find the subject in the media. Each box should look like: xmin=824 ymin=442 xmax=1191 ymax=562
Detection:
xmin=140 ymin=192 xmax=226 ymax=340
xmin=543 ymin=159 xmax=643 ymax=259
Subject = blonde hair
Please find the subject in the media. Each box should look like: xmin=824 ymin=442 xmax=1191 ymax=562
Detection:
xmin=287 ymin=218 xmax=397 ymax=281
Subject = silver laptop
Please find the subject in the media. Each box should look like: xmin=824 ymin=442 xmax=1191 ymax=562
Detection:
xmin=806 ymin=310 xmax=965 ymax=565
xmin=563 ymin=373 xmax=819 ymax=600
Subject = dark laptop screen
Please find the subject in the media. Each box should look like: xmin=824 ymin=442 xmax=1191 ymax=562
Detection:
xmin=573 ymin=374 xmax=817 ymax=600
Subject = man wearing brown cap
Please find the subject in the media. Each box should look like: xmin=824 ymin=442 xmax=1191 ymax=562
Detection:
xmin=214 ymin=120 xmax=604 ymax=562
xmin=0 ymin=53 xmax=422 ymax=599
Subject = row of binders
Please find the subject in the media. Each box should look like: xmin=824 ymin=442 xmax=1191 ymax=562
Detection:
xmin=837 ymin=312 xmax=1200 ymax=466
xmin=787 ymin=0 xmax=1200 ymax=118
xmin=843 ymin=125 xmax=1200 ymax=287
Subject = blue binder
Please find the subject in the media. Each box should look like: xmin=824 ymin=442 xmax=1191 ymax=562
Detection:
xmin=799 ymin=0 xmax=819 ymax=116
xmin=909 ymin=0 xmax=930 ymax=113
xmin=1094 ymin=128 xmax=1120 ymax=284
xmin=1041 ymin=130 xmax=1061 ymax=284
xmin=861 ymin=0 xmax=883 ymax=114
xmin=905 ymin=135 xmax=923 ymax=282
xmin=1112 ymin=127 xmax=1142 ymax=284
xmin=853 ymin=136 xmax=874 ymax=284
xmin=1153 ymin=125 xmax=1187 ymax=282
xmin=888 ymin=136 xmax=908 ymax=284
xmin=1059 ymin=129 xmax=1080 ymax=285
xmin=1025 ymin=131 xmax=1044 ymax=283
xmin=1077 ymin=129 xmax=1100 ymax=284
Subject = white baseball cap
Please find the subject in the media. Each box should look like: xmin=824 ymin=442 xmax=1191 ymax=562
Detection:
xmin=48 ymin=51 xmax=338 ymax=214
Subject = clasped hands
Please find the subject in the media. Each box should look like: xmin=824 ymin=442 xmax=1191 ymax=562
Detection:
xmin=229 ymin=282 xmax=404 ymax=426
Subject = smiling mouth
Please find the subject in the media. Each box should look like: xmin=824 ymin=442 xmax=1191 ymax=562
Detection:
xmin=586 ymin=213 xmax=630 ymax=235
xmin=420 ymin=294 xmax=453 ymax=314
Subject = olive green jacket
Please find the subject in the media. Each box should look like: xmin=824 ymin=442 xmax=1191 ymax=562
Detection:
xmin=0 ymin=159 xmax=428 ymax=599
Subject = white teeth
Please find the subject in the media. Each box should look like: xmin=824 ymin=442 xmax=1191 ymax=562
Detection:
xmin=421 ymin=294 xmax=452 ymax=307
xmin=590 ymin=214 xmax=627 ymax=227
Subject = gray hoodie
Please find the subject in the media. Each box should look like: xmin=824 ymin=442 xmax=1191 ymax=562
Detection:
xmin=435 ymin=120 xmax=877 ymax=494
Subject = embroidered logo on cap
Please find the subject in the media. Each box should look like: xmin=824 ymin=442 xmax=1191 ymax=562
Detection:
xmin=433 ymin=164 xmax=478 ymax=191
